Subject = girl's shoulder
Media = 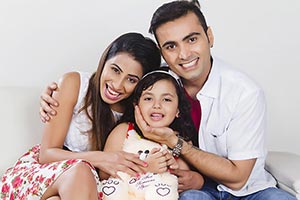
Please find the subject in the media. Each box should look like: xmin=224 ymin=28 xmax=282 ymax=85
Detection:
xmin=113 ymin=122 xmax=130 ymax=132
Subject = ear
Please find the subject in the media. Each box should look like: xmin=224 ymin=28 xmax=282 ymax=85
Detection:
xmin=176 ymin=109 xmax=180 ymax=118
xmin=206 ymin=26 xmax=214 ymax=48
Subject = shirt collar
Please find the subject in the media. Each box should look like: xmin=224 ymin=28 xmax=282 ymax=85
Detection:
xmin=198 ymin=57 xmax=222 ymax=99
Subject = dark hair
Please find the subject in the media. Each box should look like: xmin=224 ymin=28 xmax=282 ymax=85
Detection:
xmin=149 ymin=0 xmax=208 ymax=42
xmin=119 ymin=67 xmax=197 ymax=143
xmin=82 ymin=32 xmax=161 ymax=150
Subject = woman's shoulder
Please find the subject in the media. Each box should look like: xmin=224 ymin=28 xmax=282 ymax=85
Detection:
xmin=55 ymin=72 xmax=81 ymax=106
xmin=58 ymin=71 xmax=80 ymax=85
xmin=58 ymin=71 xmax=91 ymax=85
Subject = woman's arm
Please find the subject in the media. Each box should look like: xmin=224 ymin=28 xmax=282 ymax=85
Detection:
xmin=39 ymin=72 xmax=81 ymax=163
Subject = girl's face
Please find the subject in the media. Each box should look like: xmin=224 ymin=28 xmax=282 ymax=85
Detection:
xmin=138 ymin=79 xmax=179 ymax=128
xmin=100 ymin=52 xmax=143 ymax=112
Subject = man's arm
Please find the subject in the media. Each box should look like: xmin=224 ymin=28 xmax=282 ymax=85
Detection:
xmin=135 ymin=105 xmax=256 ymax=190
xmin=179 ymin=139 xmax=256 ymax=190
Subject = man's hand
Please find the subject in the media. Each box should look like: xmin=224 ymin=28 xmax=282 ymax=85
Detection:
xmin=40 ymin=82 xmax=59 ymax=123
xmin=170 ymin=169 xmax=204 ymax=193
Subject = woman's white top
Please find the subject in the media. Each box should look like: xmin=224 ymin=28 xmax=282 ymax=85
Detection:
xmin=64 ymin=71 xmax=122 ymax=152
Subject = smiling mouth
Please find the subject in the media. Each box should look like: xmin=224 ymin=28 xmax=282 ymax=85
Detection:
xmin=150 ymin=113 xmax=164 ymax=121
xmin=179 ymin=57 xmax=199 ymax=69
xmin=105 ymin=84 xmax=121 ymax=100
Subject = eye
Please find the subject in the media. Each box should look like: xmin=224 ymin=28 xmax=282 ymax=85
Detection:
xmin=138 ymin=150 xmax=143 ymax=155
xmin=143 ymin=97 xmax=152 ymax=101
xmin=127 ymin=77 xmax=139 ymax=84
xmin=144 ymin=150 xmax=150 ymax=154
xmin=165 ymin=43 xmax=176 ymax=51
xmin=163 ymin=98 xmax=172 ymax=102
xmin=189 ymin=36 xmax=197 ymax=43
xmin=111 ymin=66 xmax=120 ymax=74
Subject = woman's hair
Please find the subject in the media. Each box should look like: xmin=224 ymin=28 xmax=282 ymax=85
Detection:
xmin=82 ymin=32 xmax=161 ymax=150
xmin=119 ymin=67 xmax=197 ymax=143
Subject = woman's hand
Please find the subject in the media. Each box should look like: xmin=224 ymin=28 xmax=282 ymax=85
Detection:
xmin=97 ymin=151 xmax=146 ymax=179
xmin=39 ymin=82 xmax=59 ymax=123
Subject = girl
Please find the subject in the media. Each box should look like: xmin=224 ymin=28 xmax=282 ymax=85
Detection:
xmin=0 ymin=32 xmax=162 ymax=200
xmin=101 ymin=68 xmax=203 ymax=199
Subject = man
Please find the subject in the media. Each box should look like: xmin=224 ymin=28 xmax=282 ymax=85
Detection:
xmin=134 ymin=1 xmax=296 ymax=199
xmin=40 ymin=1 xmax=296 ymax=199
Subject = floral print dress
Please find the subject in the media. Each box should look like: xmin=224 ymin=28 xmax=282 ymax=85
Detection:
xmin=0 ymin=144 xmax=101 ymax=200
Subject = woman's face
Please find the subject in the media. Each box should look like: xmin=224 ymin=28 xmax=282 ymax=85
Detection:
xmin=138 ymin=79 xmax=179 ymax=128
xmin=100 ymin=52 xmax=143 ymax=112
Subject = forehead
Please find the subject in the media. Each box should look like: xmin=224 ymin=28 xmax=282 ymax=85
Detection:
xmin=155 ymin=12 xmax=205 ymax=45
xmin=143 ymin=79 xmax=177 ymax=94
xmin=105 ymin=52 xmax=143 ymax=76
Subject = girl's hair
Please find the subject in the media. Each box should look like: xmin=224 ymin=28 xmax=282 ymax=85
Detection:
xmin=81 ymin=32 xmax=161 ymax=150
xmin=119 ymin=67 xmax=197 ymax=144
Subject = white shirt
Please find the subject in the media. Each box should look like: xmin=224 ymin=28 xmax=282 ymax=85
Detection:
xmin=197 ymin=58 xmax=276 ymax=196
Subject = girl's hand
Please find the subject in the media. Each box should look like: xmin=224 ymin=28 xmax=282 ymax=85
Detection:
xmin=97 ymin=151 xmax=146 ymax=179
xmin=144 ymin=148 xmax=170 ymax=173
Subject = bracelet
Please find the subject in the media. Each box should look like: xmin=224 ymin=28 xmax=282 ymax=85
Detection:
xmin=172 ymin=137 xmax=184 ymax=157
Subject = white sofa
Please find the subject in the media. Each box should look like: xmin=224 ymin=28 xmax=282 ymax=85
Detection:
xmin=0 ymin=86 xmax=299 ymax=199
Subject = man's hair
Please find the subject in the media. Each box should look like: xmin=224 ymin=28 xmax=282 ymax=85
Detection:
xmin=149 ymin=0 xmax=208 ymax=41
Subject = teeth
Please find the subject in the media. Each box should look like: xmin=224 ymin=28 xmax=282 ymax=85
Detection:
xmin=151 ymin=113 xmax=163 ymax=120
xmin=181 ymin=58 xmax=197 ymax=68
xmin=107 ymin=85 xmax=120 ymax=97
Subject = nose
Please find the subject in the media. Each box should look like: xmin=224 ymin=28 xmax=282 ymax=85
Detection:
xmin=112 ymin=78 xmax=124 ymax=91
xmin=178 ymin=44 xmax=191 ymax=60
xmin=153 ymin=100 xmax=161 ymax=109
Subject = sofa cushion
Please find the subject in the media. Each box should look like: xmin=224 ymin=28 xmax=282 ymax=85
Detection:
xmin=266 ymin=151 xmax=300 ymax=199
xmin=0 ymin=86 xmax=43 ymax=176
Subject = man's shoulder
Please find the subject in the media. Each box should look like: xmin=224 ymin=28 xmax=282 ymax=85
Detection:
xmin=213 ymin=57 xmax=262 ymax=92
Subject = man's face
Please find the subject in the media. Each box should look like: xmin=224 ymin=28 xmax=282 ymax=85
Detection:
xmin=156 ymin=12 xmax=213 ymax=84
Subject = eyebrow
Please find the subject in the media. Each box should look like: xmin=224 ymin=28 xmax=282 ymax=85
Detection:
xmin=182 ymin=32 xmax=201 ymax=42
xmin=142 ymin=91 xmax=176 ymax=98
xmin=161 ymin=32 xmax=201 ymax=48
xmin=112 ymin=63 xmax=140 ymax=80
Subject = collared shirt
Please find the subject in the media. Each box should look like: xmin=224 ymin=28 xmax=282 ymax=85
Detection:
xmin=196 ymin=57 xmax=276 ymax=196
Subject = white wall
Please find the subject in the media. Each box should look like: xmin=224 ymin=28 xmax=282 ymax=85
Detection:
xmin=0 ymin=0 xmax=299 ymax=154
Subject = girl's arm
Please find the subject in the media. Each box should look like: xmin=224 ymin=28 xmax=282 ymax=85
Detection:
xmin=101 ymin=123 xmax=131 ymax=179
xmin=103 ymin=123 xmax=172 ymax=178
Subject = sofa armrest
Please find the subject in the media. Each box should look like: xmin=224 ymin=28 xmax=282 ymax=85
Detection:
xmin=266 ymin=151 xmax=300 ymax=199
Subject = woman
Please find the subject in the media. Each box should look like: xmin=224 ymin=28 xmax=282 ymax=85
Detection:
xmin=0 ymin=32 xmax=162 ymax=200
